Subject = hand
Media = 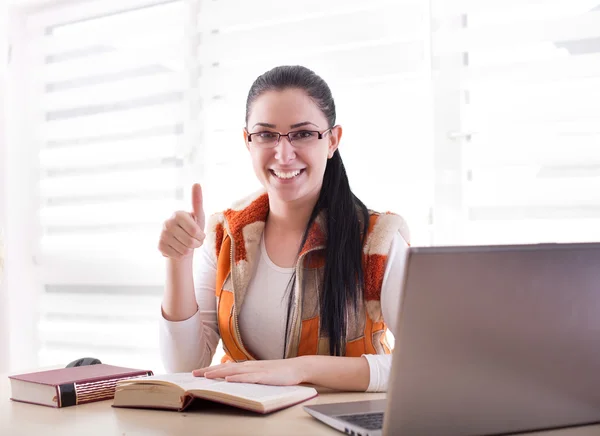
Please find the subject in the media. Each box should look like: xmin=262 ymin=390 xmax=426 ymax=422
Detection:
xmin=192 ymin=359 xmax=307 ymax=386
xmin=158 ymin=183 xmax=206 ymax=260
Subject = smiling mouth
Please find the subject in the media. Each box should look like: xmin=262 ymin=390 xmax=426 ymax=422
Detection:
xmin=270 ymin=169 xmax=305 ymax=180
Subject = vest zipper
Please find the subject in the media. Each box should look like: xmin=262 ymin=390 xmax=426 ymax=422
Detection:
xmin=230 ymin=234 xmax=253 ymax=361
xmin=285 ymin=246 xmax=324 ymax=358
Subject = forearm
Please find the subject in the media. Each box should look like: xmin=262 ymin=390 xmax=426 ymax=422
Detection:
xmin=298 ymin=355 xmax=370 ymax=391
xmin=159 ymin=311 xmax=216 ymax=372
xmin=162 ymin=257 xmax=198 ymax=321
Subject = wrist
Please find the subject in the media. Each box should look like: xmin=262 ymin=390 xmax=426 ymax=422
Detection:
xmin=295 ymin=355 xmax=314 ymax=384
xmin=167 ymin=255 xmax=193 ymax=270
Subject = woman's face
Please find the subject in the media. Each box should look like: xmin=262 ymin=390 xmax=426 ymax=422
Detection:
xmin=244 ymin=88 xmax=341 ymax=205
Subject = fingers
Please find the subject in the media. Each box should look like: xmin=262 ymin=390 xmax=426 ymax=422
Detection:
xmin=194 ymin=362 xmax=259 ymax=379
xmin=158 ymin=183 xmax=206 ymax=260
xmin=157 ymin=242 xmax=182 ymax=259
xmin=158 ymin=210 xmax=205 ymax=259
xmin=170 ymin=224 xmax=204 ymax=249
xmin=172 ymin=211 xmax=204 ymax=242
xmin=158 ymin=236 xmax=188 ymax=257
xmin=225 ymin=373 xmax=265 ymax=384
xmin=204 ymin=366 xmax=244 ymax=379
xmin=192 ymin=361 xmax=232 ymax=377
xmin=191 ymin=183 xmax=205 ymax=230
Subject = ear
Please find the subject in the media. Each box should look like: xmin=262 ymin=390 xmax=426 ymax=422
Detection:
xmin=328 ymin=125 xmax=342 ymax=158
xmin=243 ymin=128 xmax=250 ymax=152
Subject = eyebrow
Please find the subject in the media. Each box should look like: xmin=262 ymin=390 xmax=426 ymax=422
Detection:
xmin=252 ymin=121 xmax=319 ymax=130
xmin=290 ymin=121 xmax=318 ymax=129
xmin=253 ymin=122 xmax=277 ymax=129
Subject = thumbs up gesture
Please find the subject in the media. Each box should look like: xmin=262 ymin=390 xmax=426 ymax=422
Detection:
xmin=158 ymin=183 xmax=206 ymax=260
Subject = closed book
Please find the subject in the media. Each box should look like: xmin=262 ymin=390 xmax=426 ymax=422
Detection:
xmin=9 ymin=364 xmax=153 ymax=408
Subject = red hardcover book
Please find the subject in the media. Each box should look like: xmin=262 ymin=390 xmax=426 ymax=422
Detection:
xmin=8 ymin=364 xmax=153 ymax=408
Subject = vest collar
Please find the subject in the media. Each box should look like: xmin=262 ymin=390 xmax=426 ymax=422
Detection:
xmin=221 ymin=190 xmax=326 ymax=312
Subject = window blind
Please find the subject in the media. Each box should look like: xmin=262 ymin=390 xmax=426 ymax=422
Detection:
xmin=431 ymin=0 xmax=600 ymax=244
xmin=23 ymin=0 xmax=433 ymax=370
xmin=27 ymin=0 xmax=198 ymax=371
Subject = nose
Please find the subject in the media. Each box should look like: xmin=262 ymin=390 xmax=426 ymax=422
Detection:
xmin=274 ymin=136 xmax=296 ymax=163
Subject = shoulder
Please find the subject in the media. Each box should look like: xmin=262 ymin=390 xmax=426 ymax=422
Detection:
xmin=205 ymin=212 xmax=226 ymax=262
xmin=363 ymin=211 xmax=410 ymax=256
xmin=362 ymin=211 xmax=409 ymax=322
xmin=204 ymin=189 xmax=268 ymax=260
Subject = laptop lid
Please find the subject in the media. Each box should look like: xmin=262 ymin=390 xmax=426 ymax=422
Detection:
xmin=384 ymin=242 xmax=600 ymax=436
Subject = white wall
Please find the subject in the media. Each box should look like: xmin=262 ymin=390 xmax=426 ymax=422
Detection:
xmin=0 ymin=2 xmax=10 ymax=374
xmin=1 ymin=6 xmax=43 ymax=372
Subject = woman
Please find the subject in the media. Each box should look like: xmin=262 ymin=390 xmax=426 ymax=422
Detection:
xmin=158 ymin=65 xmax=410 ymax=392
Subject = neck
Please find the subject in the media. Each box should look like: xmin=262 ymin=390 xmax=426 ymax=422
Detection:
xmin=266 ymin=190 xmax=320 ymax=234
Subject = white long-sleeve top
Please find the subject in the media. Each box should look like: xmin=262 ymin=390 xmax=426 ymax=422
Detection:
xmin=159 ymin=231 xmax=409 ymax=392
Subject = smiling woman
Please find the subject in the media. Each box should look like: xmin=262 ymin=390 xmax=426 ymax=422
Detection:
xmin=157 ymin=65 xmax=410 ymax=393
xmin=244 ymin=87 xmax=338 ymax=207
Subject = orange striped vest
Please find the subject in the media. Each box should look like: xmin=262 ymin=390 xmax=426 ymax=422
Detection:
xmin=205 ymin=191 xmax=409 ymax=362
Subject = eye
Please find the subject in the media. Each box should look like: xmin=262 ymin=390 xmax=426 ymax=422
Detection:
xmin=290 ymin=130 xmax=317 ymax=140
xmin=256 ymin=131 xmax=278 ymax=139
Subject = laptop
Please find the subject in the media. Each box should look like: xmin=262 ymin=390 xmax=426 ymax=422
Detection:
xmin=304 ymin=242 xmax=600 ymax=436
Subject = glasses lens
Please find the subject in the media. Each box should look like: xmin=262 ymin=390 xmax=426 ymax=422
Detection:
xmin=252 ymin=132 xmax=279 ymax=145
xmin=289 ymin=130 xmax=318 ymax=145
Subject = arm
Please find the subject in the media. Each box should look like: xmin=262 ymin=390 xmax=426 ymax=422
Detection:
xmin=162 ymin=257 xmax=197 ymax=321
xmin=298 ymin=355 xmax=370 ymax=391
xmin=361 ymin=231 xmax=409 ymax=392
xmin=159 ymin=242 xmax=220 ymax=372
xmin=161 ymin=183 xmax=205 ymax=322
xmin=193 ymin=355 xmax=370 ymax=390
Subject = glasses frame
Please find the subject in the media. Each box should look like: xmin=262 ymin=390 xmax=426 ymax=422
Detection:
xmin=246 ymin=127 xmax=334 ymax=148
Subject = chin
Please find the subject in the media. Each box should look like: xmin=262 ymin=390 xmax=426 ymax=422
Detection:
xmin=267 ymin=186 xmax=305 ymax=203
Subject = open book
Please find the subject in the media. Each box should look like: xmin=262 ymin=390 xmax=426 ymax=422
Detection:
xmin=112 ymin=372 xmax=318 ymax=414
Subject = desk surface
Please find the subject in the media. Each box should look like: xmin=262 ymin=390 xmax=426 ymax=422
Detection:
xmin=2 ymin=376 xmax=600 ymax=436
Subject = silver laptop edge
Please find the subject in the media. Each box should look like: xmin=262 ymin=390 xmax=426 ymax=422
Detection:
xmin=305 ymin=242 xmax=600 ymax=436
xmin=304 ymin=399 xmax=386 ymax=436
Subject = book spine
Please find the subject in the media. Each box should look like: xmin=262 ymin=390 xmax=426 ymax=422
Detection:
xmin=58 ymin=371 xmax=153 ymax=407
xmin=57 ymin=383 xmax=77 ymax=407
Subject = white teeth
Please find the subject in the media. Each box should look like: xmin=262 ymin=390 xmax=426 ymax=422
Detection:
xmin=272 ymin=169 xmax=301 ymax=179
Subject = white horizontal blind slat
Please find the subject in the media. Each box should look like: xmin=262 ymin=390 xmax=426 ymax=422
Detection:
xmin=43 ymin=73 xmax=184 ymax=112
xmin=40 ymin=137 xmax=180 ymax=169
xmin=40 ymin=167 xmax=180 ymax=197
xmin=435 ymin=9 xmax=600 ymax=53
xmin=44 ymin=103 xmax=183 ymax=140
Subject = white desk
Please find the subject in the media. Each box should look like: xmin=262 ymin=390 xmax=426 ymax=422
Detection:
xmin=2 ymin=376 xmax=600 ymax=436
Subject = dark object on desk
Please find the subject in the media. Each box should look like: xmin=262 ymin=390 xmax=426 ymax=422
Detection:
xmin=9 ymin=364 xmax=153 ymax=408
xmin=66 ymin=357 xmax=102 ymax=368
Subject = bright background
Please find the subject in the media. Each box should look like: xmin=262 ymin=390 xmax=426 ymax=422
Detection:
xmin=1 ymin=0 xmax=599 ymax=374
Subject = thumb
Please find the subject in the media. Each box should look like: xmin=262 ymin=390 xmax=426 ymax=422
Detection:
xmin=191 ymin=183 xmax=205 ymax=229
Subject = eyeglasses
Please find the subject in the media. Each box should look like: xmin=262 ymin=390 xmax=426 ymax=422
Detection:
xmin=247 ymin=127 xmax=333 ymax=148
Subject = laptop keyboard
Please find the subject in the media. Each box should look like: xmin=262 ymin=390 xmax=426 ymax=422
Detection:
xmin=338 ymin=412 xmax=385 ymax=430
